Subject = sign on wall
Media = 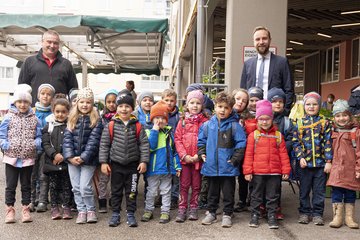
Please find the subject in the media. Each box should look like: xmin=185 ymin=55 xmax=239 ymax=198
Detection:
xmin=243 ymin=46 xmax=277 ymax=62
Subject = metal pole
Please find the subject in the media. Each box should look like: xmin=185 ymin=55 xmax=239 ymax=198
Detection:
xmin=175 ymin=0 xmax=182 ymax=104
xmin=195 ymin=0 xmax=205 ymax=83
xmin=81 ymin=61 xmax=88 ymax=88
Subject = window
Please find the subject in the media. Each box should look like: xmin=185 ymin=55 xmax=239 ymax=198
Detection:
xmin=321 ymin=46 xmax=340 ymax=83
xmin=351 ymin=38 xmax=359 ymax=78
xmin=0 ymin=67 xmax=13 ymax=79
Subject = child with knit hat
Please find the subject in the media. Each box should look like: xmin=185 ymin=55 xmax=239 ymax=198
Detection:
xmin=62 ymin=87 xmax=103 ymax=224
xmin=247 ymin=87 xmax=264 ymax=117
xmin=174 ymin=90 xmax=208 ymax=222
xmin=99 ymin=89 xmax=149 ymax=227
xmin=2 ymin=84 xmax=42 ymax=223
xmin=134 ymin=91 xmax=154 ymax=129
xmin=292 ymin=91 xmax=333 ymax=226
xmin=326 ymin=99 xmax=360 ymax=229
xmin=243 ymin=100 xmax=291 ymax=229
xmin=141 ymin=100 xmax=181 ymax=224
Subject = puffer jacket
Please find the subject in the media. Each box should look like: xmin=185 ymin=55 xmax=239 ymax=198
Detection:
xmin=243 ymin=125 xmax=291 ymax=175
xmin=292 ymin=114 xmax=333 ymax=168
xmin=99 ymin=115 xmax=149 ymax=166
xmin=198 ymin=113 xmax=247 ymax=177
xmin=174 ymin=113 xmax=208 ymax=170
xmin=327 ymin=123 xmax=360 ymax=191
xmin=146 ymin=126 xmax=181 ymax=176
xmin=62 ymin=115 xmax=103 ymax=166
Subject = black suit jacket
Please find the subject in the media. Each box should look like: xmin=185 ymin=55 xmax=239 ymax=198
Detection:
xmin=240 ymin=53 xmax=294 ymax=112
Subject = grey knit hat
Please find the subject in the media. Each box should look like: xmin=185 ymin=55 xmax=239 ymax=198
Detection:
xmin=248 ymin=87 xmax=264 ymax=100
xmin=332 ymin=99 xmax=350 ymax=116
xmin=137 ymin=91 xmax=154 ymax=104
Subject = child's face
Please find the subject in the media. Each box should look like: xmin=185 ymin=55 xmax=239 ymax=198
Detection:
xmin=271 ymin=99 xmax=285 ymax=113
xmin=116 ymin=103 xmax=133 ymax=121
xmin=39 ymin=88 xmax=53 ymax=106
xmin=141 ymin=97 xmax=154 ymax=113
xmin=334 ymin=112 xmax=350 ymax=127
xmin=105 ymin=94 xmax=117 ymax=112
xmin=15 ymin=100 xmax=30 ymax=114
xmin=304 ymin=98 xmax=320 ymax=116
xmin=153 ymin=116 xmax=167 ymax=129
xmin=257 ymin=115 xmax=273 ymax=131
xmin=187 ymin=98 xmax=202 ymax=115
xmin=233 ymin=91 xmax=248 ymax=113
xmin=248 ymin=97 xmax=260 ymax=112
xmin=215 ymin=102 xmax=232 ymax=120
xmin=163 ymin=95 xmax=177 ymax=112
xmin=77 ymin=98 xmax=93 ymax=114
xmin=53 ymin=104 xmax=69 ymax=123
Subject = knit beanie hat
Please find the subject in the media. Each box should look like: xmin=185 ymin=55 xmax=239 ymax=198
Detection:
xmin=76 ymin=87 xmax=94 ymax=103
xmin=105 ymin=89 xmax=118 ymax=101
xmin=69 ymin=88 xmax=79 ymax=102
xmin=12 ymin=84 xmax=33 ymax=104
xmin=116 ymin=89 xmax=135 ymax=109
xmin=37 ymin=83 xmax=55 ymax=99
xmin=137 ymin=91 xmax=154 ymax=105
xmin=186 ymin=90 xmax=204 ymax=105
xmin=248 ymin=87 xmax=264 ymax=100
xmin=267 ymin=87 xmax=286 ymax=103
xmin=303 ymin=91 xmax=321 ymax=105
xmin=186 ymin=83 xmax=206 ymax=94
xmin=256 ymin=99 xmax=273 ymax=119
xmin=332 ymin=99 xmax=350 ymax=116
xmin=150 ymin=100 xmax=169 ymax=122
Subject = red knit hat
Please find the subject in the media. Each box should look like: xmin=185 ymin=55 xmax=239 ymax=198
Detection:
xmin=150 ymin=100 xmax=169 ymax=122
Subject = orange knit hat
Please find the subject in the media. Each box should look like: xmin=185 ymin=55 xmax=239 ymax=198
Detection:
xmin=150 ymin=100 xmax=169 ymax=122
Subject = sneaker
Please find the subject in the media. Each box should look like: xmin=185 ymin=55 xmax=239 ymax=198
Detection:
xmin=76 ymin=212 xmax=87 ymax=224
xmin=108 ymin=212 xmax=120 ymax=227
xmin=28 ymin=202 xmax=35 ymax=212
xmin=234 ymin=201 xmax=247 ymax=212
xmin=188 ymin=209 xmax=198 ymax=221
xmin=201 ymin=212 xmax=217 ymax=225
xmin=51 ymin=206 xmax=62 ymax=220
xmin=221 ymin=214 xmax=232 ymax=228
xmin=249 ymin=214 xmax=259 ymax=228
xmin=87 ymin=211 xmax=98 ymax=223
xmin=141 ymin=211 xmax=153 ymax=222
xmin=275 ymin=207 xmax=284 ymax=220
xmin=127 ymin=212 xmax=138 ymax=227
xmin=313 ymin=216 xmax=324 ymax=226
xmin=298 ymin=214 xmax=310 ymax=224
xmin=5 ymin=206 xmax=16 ymax=224
xmin=175 ymin=209 xmax=186 ymax=223
xmin=268 ymin=215 xmax=279 ymax=229
xmin=62 ymin=207 xmax=73 ymax=220
xmin=21 ymin=205 xmax=33 ymax=223
xmin=170 ymin=199 xmax=178 ymax=210
xmin=159 ymin=213 xmax=170 ymax=224
xmin=36 ymin=202 xmax=47 ymax=212
xmin=98 ymin=199 xmax=107 ymax=213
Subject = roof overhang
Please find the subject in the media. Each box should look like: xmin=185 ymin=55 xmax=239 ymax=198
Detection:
xmin=0 ymin=14 xmax=169 ymax=75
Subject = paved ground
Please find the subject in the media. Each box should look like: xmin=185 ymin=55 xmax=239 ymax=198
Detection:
xmin=0 ymin=155 xmax=359 ymax=240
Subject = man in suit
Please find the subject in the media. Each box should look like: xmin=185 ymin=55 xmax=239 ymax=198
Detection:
xmin=240 ymin=26 xmax=294 ymax=114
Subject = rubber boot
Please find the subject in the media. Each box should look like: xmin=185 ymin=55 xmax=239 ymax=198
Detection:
xmin=329 ymin=203 xmax=343 ymax=228
xmin=344 ymin=203 xmax=359 ymax=229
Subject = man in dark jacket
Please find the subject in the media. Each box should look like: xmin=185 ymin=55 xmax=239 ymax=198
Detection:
xmin=18 ymin=30 xmax=78 ymax=106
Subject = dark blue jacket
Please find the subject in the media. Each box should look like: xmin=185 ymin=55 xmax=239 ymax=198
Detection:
xmin=63 ymin=115 xmax=103 ymax=166
xmin=168 ymin=106 xmax=180 ymax=134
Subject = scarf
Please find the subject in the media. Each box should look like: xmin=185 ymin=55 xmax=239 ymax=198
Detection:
xmin=35 ymin=102 xmax=52 ymax=112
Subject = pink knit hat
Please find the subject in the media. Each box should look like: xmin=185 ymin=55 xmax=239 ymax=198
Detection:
xmin=186 ymin=90 xmax=204 ymax=105
xmin=256 ymin=100 xmax=273 ymax=119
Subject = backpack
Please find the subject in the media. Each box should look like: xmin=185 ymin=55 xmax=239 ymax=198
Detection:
xmin=334 ymin=127 xmax=357 ymax=149
xmin=108 ymin=120 xmax=141 ymax=143
xmin=253 ymin=129 xmax=282 ymax=151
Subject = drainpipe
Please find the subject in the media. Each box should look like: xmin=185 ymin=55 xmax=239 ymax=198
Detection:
xmin=195 ymin=0 xmax=205 ymax=83
xmin=176 ymin=0 xmax=182 ymax=104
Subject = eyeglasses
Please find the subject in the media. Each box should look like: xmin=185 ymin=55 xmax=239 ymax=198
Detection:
xmin=258 ymin=117 xmax=272 ymax=122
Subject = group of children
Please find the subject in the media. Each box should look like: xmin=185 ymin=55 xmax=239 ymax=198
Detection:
xmin=1 ymin=82 xmax=359 ymax=231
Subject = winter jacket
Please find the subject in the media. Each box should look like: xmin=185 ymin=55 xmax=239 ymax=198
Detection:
xmin=243 ymin=126 xmax=291 ymax=175
xmin=18 ymin=49 xmax=78 ymax=106
xmin=198 ymin=113 xmax=247 ymax=177
xmin=174 ymin=113 xmax=208 ymax=170
xmin=244 ymin=118 xmax=257 ymax=136
xmin=349 ymin=85 xmax=360 ymax=116
xmin=145 ymin=126 xmax=181 ymax=176
xmin=0 ymin=105 xmax=42 ymax=167
xmin=326 ymin=123 xmax=360 ymax=191
xmin=62 ymin=115 xmax=103 ymax=166
xmin=168 ymin=106 xmax=180 ymax=134
xmin=34 ymin=107 xmax=52 ymax=129
xmin=133 ymin=106 xmax=153 ymax=129
xmin=273 ymin=112 xmax=293 ymax=154
xmin=292 ymin=114 xmax=333 ymax=168
xmin=99 ymin=115 xmax=149 ymax=166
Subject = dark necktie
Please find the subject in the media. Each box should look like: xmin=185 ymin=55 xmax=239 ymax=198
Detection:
xmin=257 ymin=57 xmax=265 ymax=89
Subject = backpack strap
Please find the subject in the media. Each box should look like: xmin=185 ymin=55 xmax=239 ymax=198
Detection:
xmin=108 ymin=120 xmax=115 ymax=143
xmin=135 ymin=121 xmax=141 ymax=140
xmin=254 ymin=130 xmax=282 ymax=151
xmin=336 ymin=127 xmax=357 ymax=148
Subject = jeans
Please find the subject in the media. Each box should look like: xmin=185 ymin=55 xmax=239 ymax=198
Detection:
xmin=5 ymin=164 xmax=33 ymax=206
xmin=68 ymin=164 xmax=96 ymax=213
xmin=145 ymin=174 xmax=172 ymax=214
xmin=331 ymin=186 xmax=356 ymax=204
xmin=299 ymin=167 xmax=326 ymax=217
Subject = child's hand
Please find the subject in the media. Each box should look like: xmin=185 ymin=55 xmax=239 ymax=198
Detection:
xmin=77 ymin=158 xmax=84 ymax=164
xmin=324 ymin=162 xmax=332 ymax=173
xmin=192 ymin=154 xmax=199 ymax=163
xmin=201 ymin=154 xmax=207 ymax=162
xmin=101 ymin=163 xmax=111 ymax=176
xmin=245 ymin=174 xmax=252 ymax=182
xmin=69 ymin=157 xmax=80 ymax=166
xmin=153 ymin=119 xmax=160 ymax=131
xmin=184 ymin=155 xmax=192 ymax=163
xmin=356 ymin=172 xmax=360 ymax=179
xmin=54 ymin=153 xmax=64 ymax=164
xmin=282 ymin=174 xmax=289 ymax=180
xmin=137 ymin=162 xmax=147 ymax=174
xmin=300 ymin=158 xmax=307 ymax=168
xmin=176 ymin=170 xmax=181 ymax=177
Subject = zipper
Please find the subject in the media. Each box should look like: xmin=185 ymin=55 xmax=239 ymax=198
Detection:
xmin=310 ymin=116 xmax=316 ymax=167
xmin=78 ymin=116 xmax=85 ymax=153
xmin=216 ymin=121 xmax=220 ymax=176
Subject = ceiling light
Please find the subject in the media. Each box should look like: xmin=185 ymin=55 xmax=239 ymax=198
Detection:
xmin=286 ymin=53 xmax=291 ymax=56
xmin=289 ymin=40 xmax=303 ymax=45
xmin=221 ymin=38 xmax=226 ymax=41
xmin=287 ymin=47 xmax=293 ymax=50
xmin=295 ymin=69 xmax=303 ymax=73
xmin=213 ymin=47 xmax=226 ymax=50
xmin=341 ymin=10 xmax=360 ymax=15
xmin=289 ymin=13 xmax=307 ymax=20
xmin=317 ymin=33 xmax=332 ymax=38
xmin=332 ymin=22 xmax=360 ymax=28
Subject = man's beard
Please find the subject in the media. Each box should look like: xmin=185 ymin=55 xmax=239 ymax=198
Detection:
xmin=256 ymin=45 xmax=269 ymax=55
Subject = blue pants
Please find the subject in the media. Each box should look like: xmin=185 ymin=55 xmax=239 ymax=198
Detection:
xmin=299 ymin=167 xmax=326 ymax=217
xmin=331 ymin=186 xmax=356 ymax=203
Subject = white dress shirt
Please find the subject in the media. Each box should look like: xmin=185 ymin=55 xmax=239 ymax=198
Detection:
xmin=256 ymin=52 xmax=271 ymax=99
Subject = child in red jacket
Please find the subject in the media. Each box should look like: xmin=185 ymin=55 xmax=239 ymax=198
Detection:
xmin=243 ymin=100 xmax=291 ymax=229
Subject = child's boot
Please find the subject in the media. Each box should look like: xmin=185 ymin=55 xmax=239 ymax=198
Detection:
xmin=175 ymin=208 xmax=186 ymax=223
xmin=62 ymin=206 xmax=73 ymax=219
xmin=5 ymin=205 xmax=16 ymax=223
xmin=188 ymin=208 xmax=198 ymax=221
xmin=108 ymin=212 xmax=120 ymax=227
xmin=98 ymin=199 xmax=107 ymax=213
xmin=344 ymin=203 xmax=359 ymax=229
xmin=126 ymin=211 xmax=138 ymax=227
xmin=21 ymin=205 xmax=33 ymax=223
xmin=329 ymin=203 xmax=343 ymax=228
xmin=141 ymin=211 xmax=153 ymax=222
xmin=51 ymin=206 xmax=61 ymax=220
xmin=159 ymin=212 xmax=170 ymax=224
